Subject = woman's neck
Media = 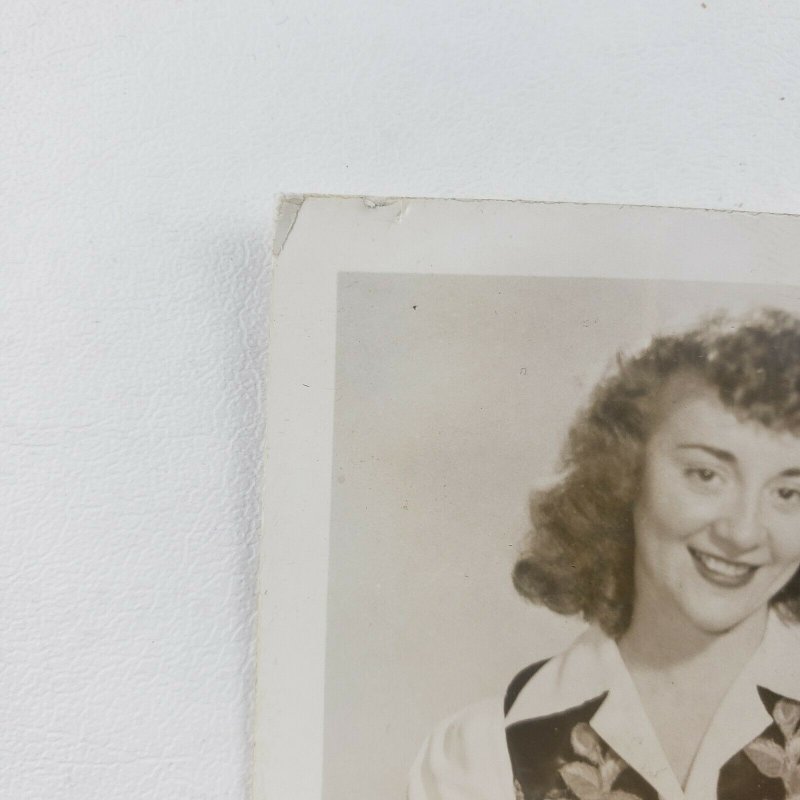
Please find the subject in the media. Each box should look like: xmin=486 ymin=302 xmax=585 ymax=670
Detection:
xmin=618 ymin=587 xmax=768 ymax=680
xmin=617 ymin=587 xmax=770 ymax=788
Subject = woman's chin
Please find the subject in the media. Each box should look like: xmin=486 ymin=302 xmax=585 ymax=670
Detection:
xmin=674 ymin=596 xmax=768 ymax=637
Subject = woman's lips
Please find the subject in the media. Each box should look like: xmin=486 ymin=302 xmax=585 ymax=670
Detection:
xmin=688 ymin=546 xmax=759 ymax=588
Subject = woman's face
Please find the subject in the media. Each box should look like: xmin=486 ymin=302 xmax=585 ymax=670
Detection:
xmin=632 ymin=374 xmax=800 ymax=635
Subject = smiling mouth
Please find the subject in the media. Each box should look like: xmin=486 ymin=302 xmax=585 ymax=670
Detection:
xmin=688 ymin=547 xmax=759 ymax=588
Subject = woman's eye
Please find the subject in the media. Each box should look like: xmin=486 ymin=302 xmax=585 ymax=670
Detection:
xmin=684 ymin=467 xmax=720 ymax=485
xmin=776 ymin=486 xmax=800 ymax=504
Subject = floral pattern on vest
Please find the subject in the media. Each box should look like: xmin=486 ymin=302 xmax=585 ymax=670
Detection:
xmin=507 ymin=662 xmax=800 ymax=800
xmin=718 ymin=690 xmax=800 ymax=800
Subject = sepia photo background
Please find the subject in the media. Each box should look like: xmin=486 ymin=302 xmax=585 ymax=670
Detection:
xmin=325 ymin=273 xmax=800 ymax=799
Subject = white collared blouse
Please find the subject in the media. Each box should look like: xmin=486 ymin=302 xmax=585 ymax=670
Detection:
xmin=408 ymin=610 xmax=800 ymax=800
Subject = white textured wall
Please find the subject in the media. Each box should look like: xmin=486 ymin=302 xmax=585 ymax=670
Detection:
xmin=4 ymin=2 xmax=800 ymax=798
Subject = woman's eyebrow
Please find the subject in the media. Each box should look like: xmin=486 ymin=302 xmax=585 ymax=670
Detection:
xmin=677 ymin=444 xmax=800 ymax=477
xmin=676 ymin=443 xmax=735 ymax=463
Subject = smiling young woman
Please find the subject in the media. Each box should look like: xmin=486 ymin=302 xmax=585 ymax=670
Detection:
xmin=408 ymin=308 xmax=800 ymax=800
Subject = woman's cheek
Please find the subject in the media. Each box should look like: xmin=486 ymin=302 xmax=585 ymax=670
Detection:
xmin=651 ymin=483 xmax=714 ymax=539
xmin=771 ymin=531 xmax=800 ymax=563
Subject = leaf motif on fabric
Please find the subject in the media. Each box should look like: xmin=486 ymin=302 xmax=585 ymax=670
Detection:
xmin=785 ymin=765 xmax=800 ymax=797
xmin=559 ymin=761 xmax=604 ymax=800
xmin=598 ymin=754 xmax=625 ymax=788
xmin=788 ymin=734 xmax=800 ymax=765
xmin=555 ymin=722 xmax=645 ymax=800
xmin=571 ymin=722 xmax=604 ymax=766
xmin=744 ymin=737 xmax=787 ymax=779
xmin=775 ymin=699 xmax=800 ymax=740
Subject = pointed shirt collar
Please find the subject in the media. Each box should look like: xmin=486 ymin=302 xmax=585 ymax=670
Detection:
xmin=506 ymin=610 xmax=800 ymax=800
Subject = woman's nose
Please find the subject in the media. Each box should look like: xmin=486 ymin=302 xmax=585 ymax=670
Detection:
xmin=712 ymin=494 xmax=767 ymax=552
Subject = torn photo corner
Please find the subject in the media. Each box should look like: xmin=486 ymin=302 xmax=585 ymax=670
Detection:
xmin=256 ymin=195 xmax=800 ymax=800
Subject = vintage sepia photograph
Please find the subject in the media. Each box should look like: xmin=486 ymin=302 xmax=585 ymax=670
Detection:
xmin=258 ymin=197 xmax=800 ymax=800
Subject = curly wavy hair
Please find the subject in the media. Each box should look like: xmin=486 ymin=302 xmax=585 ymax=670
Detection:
xmin=512 ymin=307 xmax=800 ymax=638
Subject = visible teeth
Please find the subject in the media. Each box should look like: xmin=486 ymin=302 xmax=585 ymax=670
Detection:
xmin=694 ymin=551 xmax=752 ymax=577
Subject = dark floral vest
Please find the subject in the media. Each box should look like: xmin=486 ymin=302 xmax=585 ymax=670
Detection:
xmin=504 ymin=660 xmax=800 ymax=800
